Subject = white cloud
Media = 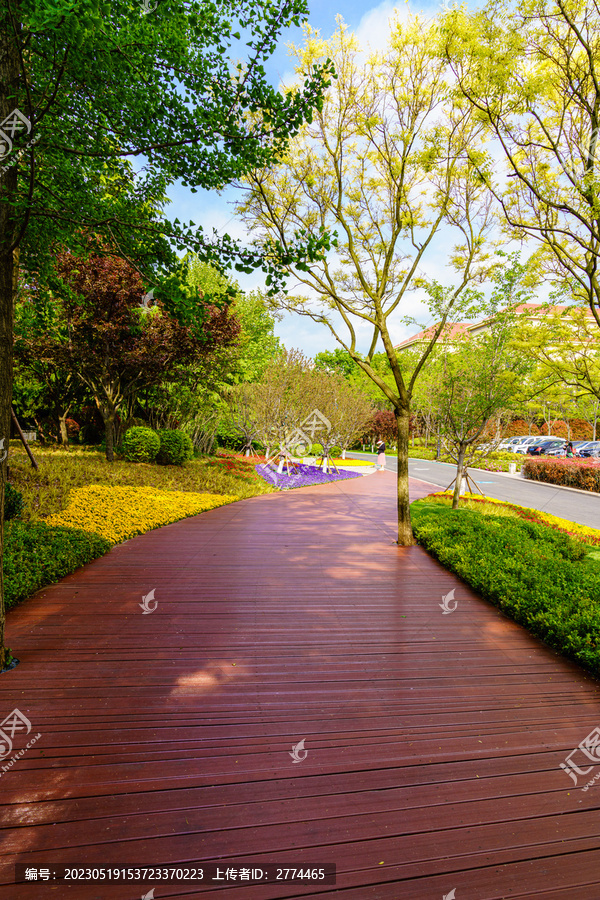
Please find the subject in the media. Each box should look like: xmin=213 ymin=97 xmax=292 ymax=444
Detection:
xmin=355 ymin=1 xmax=412 ymax=51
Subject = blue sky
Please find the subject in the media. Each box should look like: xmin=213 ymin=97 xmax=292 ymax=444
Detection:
xmin=164 ymin=0 xmax=497 ymax=358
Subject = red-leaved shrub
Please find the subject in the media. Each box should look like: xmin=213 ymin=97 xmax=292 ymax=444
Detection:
xmin=570 ymin=419 xmax=594 ymax=440
xmin=505 ymin=419 xmax=539 ymax=437
xmin=523 ymin=457 xmax=600 ymax=492
xmin=65 ymin=418 xmax=80 ymax=439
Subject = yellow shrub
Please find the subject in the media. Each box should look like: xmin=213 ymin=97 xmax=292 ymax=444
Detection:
xmin=46 ymin=485 xmax=237 ymax=545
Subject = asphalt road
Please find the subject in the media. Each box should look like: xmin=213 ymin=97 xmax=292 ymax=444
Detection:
xmin=347 ymin=451 xmax=600 ymax=530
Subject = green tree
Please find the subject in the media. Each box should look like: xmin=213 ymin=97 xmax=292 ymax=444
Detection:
xmin=33 ymin=250 xmax=240 ymax=461
xmin=0 ymin=0 xmax=333 ymax=670
xmin=512 ymin=303 xmax=600 ymax=411
xmin=444 ymin=0 xmax=600 ymax=327
xmin=186 ymin=258 xmax=282 ymax=383
xmin=427 ymin=313 xmax=528 ymax=508
xmin=239 ymin=17 xmax=497 ymax=544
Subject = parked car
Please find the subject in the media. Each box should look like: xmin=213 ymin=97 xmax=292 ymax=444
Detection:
xmin=579 ymin=441 xmax=600 ymax=458
xmin=497 ymin=435 xmax=529 ymax=452
xmin=527 ymin=439 xmax=567 ymax=456
xmin=514 ymin=436 xmax=547 ymax=454
xmin=569 ymin=441 xmax=592 ymax=456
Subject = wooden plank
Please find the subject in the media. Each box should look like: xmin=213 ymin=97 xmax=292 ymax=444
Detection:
xmin=1 ymin=472 xmax=600 ymax=899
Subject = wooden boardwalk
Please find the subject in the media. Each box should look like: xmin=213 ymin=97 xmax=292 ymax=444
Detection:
xmin=2 ymin=471 xmax=600 ymax=898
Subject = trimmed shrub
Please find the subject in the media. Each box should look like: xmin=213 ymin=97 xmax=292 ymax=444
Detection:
xmin=551 ymin=419 xmax=569 ymax=438
xmin=411 ymin=499 xmax=600 ymax=676
xmin=122 ymin=426 xmax=160 ymax=463
xmin=523 ymin=457 xmax=600 ymax=492
xmin=65 ymin=418 xmax=80 ymax=439
xmin=504 ymin=419 xmax=539 ymax=437
xmin=157 ymin=429 xmax=194 ymax=466
xmin=3 ymin=521 xmax=111 ymax=610
xmin=4 ymin=483 xmax=24 ymax=521
xmin=570 ymin=419 xmax=594 ymax=440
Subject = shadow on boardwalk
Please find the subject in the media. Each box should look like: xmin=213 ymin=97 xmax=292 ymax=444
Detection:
xmin=1 ymin=471 xmax=600 ymax=898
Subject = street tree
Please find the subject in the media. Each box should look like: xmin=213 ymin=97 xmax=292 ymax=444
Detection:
xmin=444 ymin=0 xmax=600 ymax=328
xmin=306 ymin=370 xmax=374 ymax=466
xmin=239 ymin=16 xmax=496 ymax=544
xmin=250 ymin=348 xmax=315 ymax=457
xmin=426 ymin=314 xmax=528 ymax=508
xmin=512 ymin=303 xmax=600 ymax=408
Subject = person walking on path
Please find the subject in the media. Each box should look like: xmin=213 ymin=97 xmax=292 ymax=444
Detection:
xmin=376 ymin=438 xmax=386 ymax=470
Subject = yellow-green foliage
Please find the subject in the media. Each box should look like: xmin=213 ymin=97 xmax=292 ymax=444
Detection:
xmin=8 ymin=444 xmax=274 ymax=522
xmin=47 ymin=485 xmax=237 ymax=545
xmin=429 ymin=491 xmax=600 ymax=546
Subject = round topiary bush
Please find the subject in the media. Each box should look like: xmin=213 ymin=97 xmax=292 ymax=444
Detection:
xmin=330 ymin=445 xmax=342 ymax=457
xmin=122 ymin=426 xmax=160 ymax=463
xmin=4 ymin=483 xmax=24 ymax=521
xmin=157 ymin=429 xmax=194 ymax=466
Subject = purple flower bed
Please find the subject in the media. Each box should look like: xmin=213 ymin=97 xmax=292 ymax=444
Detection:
xmin=255 ymin=463 xmax=363 ymax=490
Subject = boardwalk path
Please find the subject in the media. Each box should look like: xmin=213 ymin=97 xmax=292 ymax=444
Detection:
xmin=1 ymin=472 xmax=600 ymax=899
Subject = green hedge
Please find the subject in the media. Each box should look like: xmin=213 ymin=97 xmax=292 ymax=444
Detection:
xmin=523 ymin=457 xmax=600 ymax=492
xmin=408 ymin=447 xmax=522 ymax=471
xmin=3 ymin=521 xmax=111 ymax=610
xmin=122 ymin=426 xmax=160 ymax=463
xmin=4 ymin=483 xmax=24 ymax=521
xmin=411 ymin=499 xmax=600 ymax=676
xmin=157 ymin=429 xmax=194 ymax=466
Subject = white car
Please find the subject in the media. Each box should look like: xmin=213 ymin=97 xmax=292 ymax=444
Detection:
xmin=513 ymin=435 xmax=560 ymax=453
xmin=497 ymin=435 xmax=529 ymax=452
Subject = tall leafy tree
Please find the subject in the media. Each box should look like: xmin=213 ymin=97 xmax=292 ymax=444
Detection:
xmin=239 ymin=17 xmax=497 ymax=544
xmin=425 ymin=314 xmax=528 ymax=508
xmin=444 ymin=0 xmax=600 ymax=326
xmin=0 ymin=0 xmax=333 ymax=669
xmin=40 ymin=250 xmax=239 ymax=461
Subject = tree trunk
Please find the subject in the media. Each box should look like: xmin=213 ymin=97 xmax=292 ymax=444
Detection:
xmin=0 ymin=245 xmax=13 ymax=672
xmin=452 ymin=443 xmax=467 ymax=510
xmin=58 ymin=411 xmax=69 ymax=446
xmin=396 ymin=406 xmax=414 ymax=546
xmin=103 ymin=409 xmax=116 ymax=462
xmin=0 ymin=17 xmax=19 ymax=671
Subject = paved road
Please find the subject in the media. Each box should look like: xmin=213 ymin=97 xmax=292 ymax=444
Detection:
xmin=348 ymin=451 xmax=600 ymax=530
